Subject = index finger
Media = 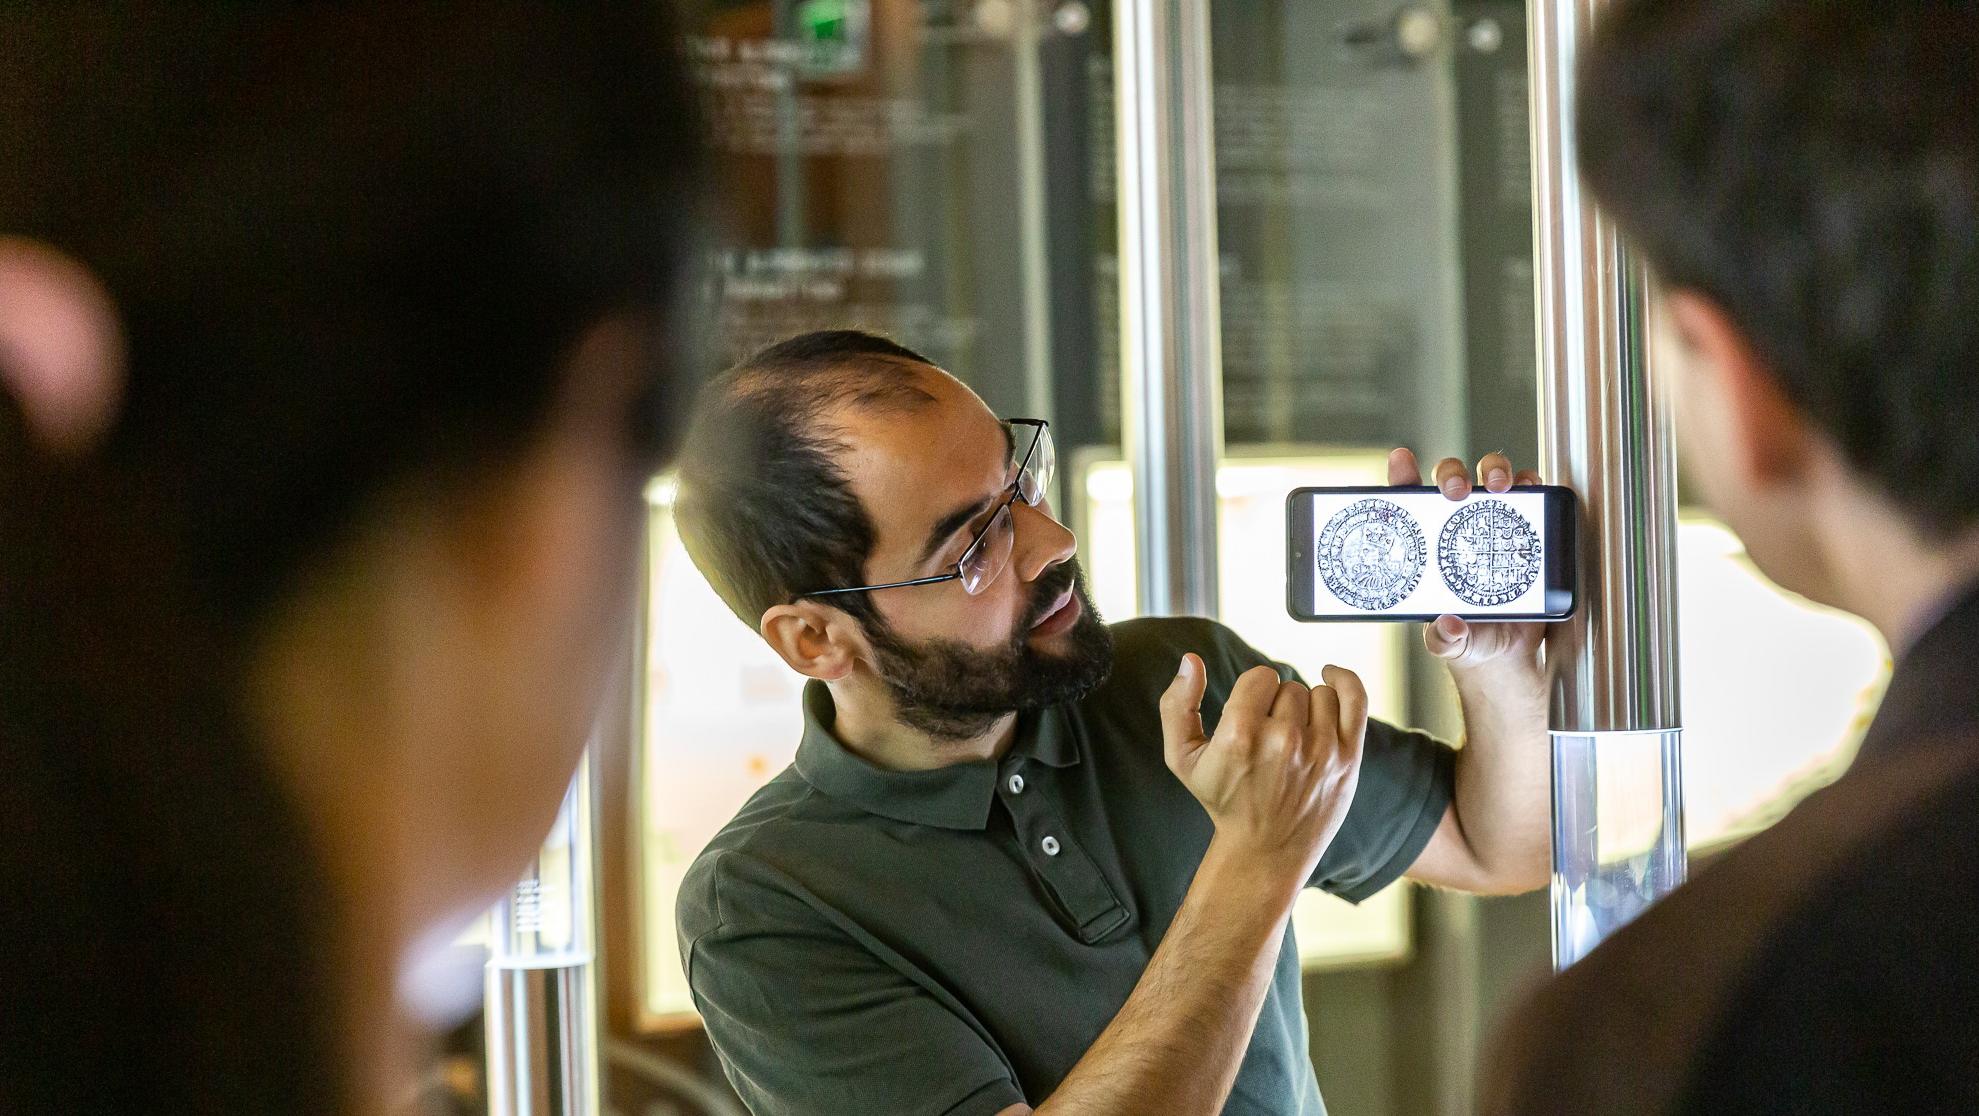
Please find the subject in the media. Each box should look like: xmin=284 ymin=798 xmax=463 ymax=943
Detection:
xmin=1222 ymin=663 xmax=1285 ymax=733
xmin=1477 ymin=451 xmax=1514 ymax=493
xmin=1387 ymin=447 xmax=1423 ymax=486
xmin=1432 ymin=456 xmax=1472 ymax=501
xmin=1306 ymin=678 xmax=1341 ymax=751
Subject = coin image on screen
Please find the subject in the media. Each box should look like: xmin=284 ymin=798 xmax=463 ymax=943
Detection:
xmin=1438 ymin=499 xmax=1541 ymax=606
xmin=1317 ymin=499 xmax=1427 ymax=611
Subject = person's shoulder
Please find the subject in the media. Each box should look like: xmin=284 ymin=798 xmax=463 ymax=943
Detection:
xmin=1484 ymin=745 xmax=1979 ymax=1115
xmin=1104 ymin=615 xmax=1281 ymax=694
xmin=676 ymin=767 xmax=822 ymax=943
xmin=1658 ymin=757 xmax=1979 ymax=1111
xmin=1479 ymin=837 xmax=1784 ymax=1114
xmin=1689 ymin=757 xmax=1979 ymax=1045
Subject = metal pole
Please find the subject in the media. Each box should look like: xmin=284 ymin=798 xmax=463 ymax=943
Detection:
xmin=1113 ymin=0 xmax=1224 ymax=618
xmin=486 ymin=754 xmax=602 ymax=1115
xmin=1527 ymin=0 xmax=1685 ymax=969
xmin=1014 ymin=0 xmax=1056 ymax=425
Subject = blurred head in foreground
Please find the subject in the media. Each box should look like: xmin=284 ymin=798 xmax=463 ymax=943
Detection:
xmin=0 ymin=5 xmax=705 ymax=1112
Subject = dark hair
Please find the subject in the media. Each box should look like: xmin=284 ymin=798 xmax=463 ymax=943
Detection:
xmin=1578 ymin=1 xmax=1979 ymax=535
xmin=0 ymin=6 xmax=704 ymax=1113
xmin=673 ymin=330 xmax=937 ymax=628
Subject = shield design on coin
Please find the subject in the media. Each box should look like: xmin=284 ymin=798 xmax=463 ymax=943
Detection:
xmin=1317 ymin=499 xmax=1427 ymax=611
xmin=1438 ymin=499 xmax=1540 ymax=607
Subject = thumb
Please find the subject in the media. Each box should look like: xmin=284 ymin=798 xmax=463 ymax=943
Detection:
xmin=1425 ymin=614 xmax=1471 ymax=661
xmin=1159 ymin=653 xmax=1209 ymax=771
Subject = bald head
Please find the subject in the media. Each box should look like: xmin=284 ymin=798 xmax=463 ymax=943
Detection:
xmin=673 ymin=330 xmax=945 ymax=627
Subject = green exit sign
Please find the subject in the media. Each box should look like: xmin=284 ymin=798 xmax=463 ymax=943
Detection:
xmin=795 ymin=0 xmax=865 ymax=75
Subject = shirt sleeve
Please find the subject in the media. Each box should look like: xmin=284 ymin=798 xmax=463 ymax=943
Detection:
xmin=681 ymin=853 xmax=1026 ymax=1116
xmin=1186 ymin=617 xmax=1456 ymax=904
xmin=1310 ymin=720 xmax=1454 ymax=901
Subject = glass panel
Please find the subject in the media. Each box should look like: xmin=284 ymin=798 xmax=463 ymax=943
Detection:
xmin=638 ymin=483 xmax=808 ymax=1020
xmin=1550 ymin=728 xmax=1684 ymax=967
xmin=689 ymin=0 xmax=1095 ymax=422
xmin=1089 ymin=0 xmax=1503 ymax=460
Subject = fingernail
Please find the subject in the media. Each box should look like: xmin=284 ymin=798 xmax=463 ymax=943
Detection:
xmin=1440 ymin=476 xmax=1463 ymax=498
xmin=1438 ymin=615 xmax=1465 ymax=637
xmin=1176 ymin=655 xmax=1197 ymax=679
xmin=1487 ymin=467 xmax=1510 ymax=489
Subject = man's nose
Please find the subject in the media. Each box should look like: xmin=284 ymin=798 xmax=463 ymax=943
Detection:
xmin=1011 ymin=498 xmax=1076 ymax=583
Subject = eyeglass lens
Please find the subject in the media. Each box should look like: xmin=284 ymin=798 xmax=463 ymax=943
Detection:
xmin=958 ymin=424 xmax=1055 ymax=595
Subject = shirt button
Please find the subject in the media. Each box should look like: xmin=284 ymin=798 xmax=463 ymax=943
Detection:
xmin=1041 ymin=836 xmax=1061 ymax=856
xmin=1008 ymin=774 xmax=1026 ymax=795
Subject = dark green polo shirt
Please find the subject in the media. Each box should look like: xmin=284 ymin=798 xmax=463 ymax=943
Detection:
xmin=678 ymin=616 xmax=1455 ymax=1116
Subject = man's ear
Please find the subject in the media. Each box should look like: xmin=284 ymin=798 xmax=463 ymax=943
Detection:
xmin=0 ymin=238 xmax=124 ymax=457
xmin=760 ymin=601 xmax=864 ymax=682
xmin=1664 ymin=289 xmax=1812 ymax=486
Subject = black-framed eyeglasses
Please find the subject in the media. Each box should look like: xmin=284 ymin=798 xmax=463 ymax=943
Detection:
xmin=800 ymin=418 xmax=1055 ymax=600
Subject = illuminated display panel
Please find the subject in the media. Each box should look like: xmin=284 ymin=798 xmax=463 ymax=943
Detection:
xmin=1672 ymin=517 xmax=1887 ymax=845
xmin=638 ymin=482 xmax=809 ymax=1020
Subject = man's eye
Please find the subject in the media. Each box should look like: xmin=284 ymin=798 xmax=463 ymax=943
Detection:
xmin=943 ymin=518 xmax=993 ymax=569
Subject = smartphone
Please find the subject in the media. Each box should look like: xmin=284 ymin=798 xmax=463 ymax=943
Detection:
xmin=1286 ymin=485 xmax=1577 ymax=622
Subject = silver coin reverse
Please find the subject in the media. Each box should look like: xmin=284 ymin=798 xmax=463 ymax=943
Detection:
xmin=1438 ymin=499 xmax=1541 ymax=607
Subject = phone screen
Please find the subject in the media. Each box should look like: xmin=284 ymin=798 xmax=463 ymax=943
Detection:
xmin=1290 ymin=488 xmax=1559 ymax=619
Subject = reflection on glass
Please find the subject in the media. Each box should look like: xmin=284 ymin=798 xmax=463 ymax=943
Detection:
xmin=1550 ymin=729 xmax=1684 ymax=966
xmin=687 ymin=1 xmax=1077 ymax=421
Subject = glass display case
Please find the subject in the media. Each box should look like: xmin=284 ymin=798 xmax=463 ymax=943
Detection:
xmin=598 ymin=1 xmax=1897 ymax=1111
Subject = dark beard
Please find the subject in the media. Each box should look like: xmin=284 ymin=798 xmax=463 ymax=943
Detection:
xmin=864 ymin=558 xmax=1115 ymax=741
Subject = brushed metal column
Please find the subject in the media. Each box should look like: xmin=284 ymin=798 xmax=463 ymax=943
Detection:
xmin=1527 ymin=0 xmax=1686 ymax=968
xmin=1113 ymin=0 xmax=1224 ymax=618
xmin=486 ymin=756 xmax=601 ymax=1115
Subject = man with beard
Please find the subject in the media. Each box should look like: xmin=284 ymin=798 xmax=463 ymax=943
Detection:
xmin=672 ymin=330 xmax=1551 ymax=1116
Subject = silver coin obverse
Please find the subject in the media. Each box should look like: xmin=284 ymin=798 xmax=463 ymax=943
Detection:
xmin=1437 ymin=499 xmax=1541 ymax=607
xmin=1317 ymin=499 xmax=1427 ymax=611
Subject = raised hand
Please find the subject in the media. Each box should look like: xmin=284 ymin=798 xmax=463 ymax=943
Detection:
xmin=1159 ymin=655 xmax=1366 ymax=880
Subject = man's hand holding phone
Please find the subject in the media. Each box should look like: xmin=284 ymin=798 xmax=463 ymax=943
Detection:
xmin=1286 ymin=449 xmax=1575 ymax=625
xmin=1385 ymin=446 xmax=1548 ymax=676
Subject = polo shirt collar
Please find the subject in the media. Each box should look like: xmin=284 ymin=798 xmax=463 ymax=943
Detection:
xmin=792 ymin=681 xmax=1082 ymax=830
